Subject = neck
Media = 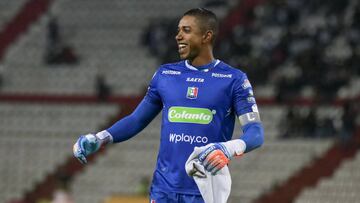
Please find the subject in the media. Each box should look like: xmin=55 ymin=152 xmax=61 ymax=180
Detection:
xmin=189 ymin=46 xmax=214 ymax=66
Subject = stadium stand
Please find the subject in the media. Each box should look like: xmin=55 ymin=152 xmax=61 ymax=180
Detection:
xmin=0 ymin=0 xmax=52 ymax=62
xmin=70 ymin=115 xmax=161 ymax=203
xmin=0 ymin=0 xmax=27 ymax=29
xmin=295 ymin=151 xmax=360 ymax=203
xmin=0 ymin=102 xmax=119 ymax=203
xmin=0 ymin=0 xmax=206 ymax=95
xmin=0 ymin=0 xmax=359 ymax=203
xmin=143 ymin=0 xmax=360 ymax=101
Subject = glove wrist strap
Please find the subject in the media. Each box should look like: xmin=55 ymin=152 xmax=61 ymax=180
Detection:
xmin=95 ymin=130 xmax=113 ymax=146
xmin=222 ymin=139 xmax=246 ymax=157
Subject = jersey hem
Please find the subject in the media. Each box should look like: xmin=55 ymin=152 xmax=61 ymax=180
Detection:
xmin=151 ymin=185 xmax=201 ymax=196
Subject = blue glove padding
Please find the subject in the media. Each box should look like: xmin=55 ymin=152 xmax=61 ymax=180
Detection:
xmin=198 ymin=143 xmax=231 ymax=175
xmin=73 ymin=134 xmax=101 ymax=164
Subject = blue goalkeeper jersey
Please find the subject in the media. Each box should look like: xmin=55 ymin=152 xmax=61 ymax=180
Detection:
xmin=144 ymin=59 xmax=259 ymax=195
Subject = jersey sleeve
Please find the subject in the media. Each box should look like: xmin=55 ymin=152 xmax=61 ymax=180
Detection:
xmin=144 ymin=69 xmax=162 ymax=105
xmin=233 ymin=73 xmax=259 ymax=116
xmin=233 ymin=73 xmax=264 ymax=153
xmin=107 ymin=98 xmax=162 ymax=143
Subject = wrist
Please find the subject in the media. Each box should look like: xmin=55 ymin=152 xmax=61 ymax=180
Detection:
xmin=222 ymin=139 xmax=246 ymax=158
xmin=95 ymin=130 xmax=113 ymax=146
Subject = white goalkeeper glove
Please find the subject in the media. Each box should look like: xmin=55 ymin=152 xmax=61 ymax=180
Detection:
xmin=73 ymin=130 xmax=113 ymax=164
xmin=198 ymin=139 xmax=246 ymax=175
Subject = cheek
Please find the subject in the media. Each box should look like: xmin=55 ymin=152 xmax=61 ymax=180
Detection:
xmin=191 ymin=36 xmax=203 ymax=45
xmin=188 ymin=38 xmax=202 ymax=51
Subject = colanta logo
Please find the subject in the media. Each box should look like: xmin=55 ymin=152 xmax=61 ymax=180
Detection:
xmin=168 ymin=106 xmax=214 ymax=124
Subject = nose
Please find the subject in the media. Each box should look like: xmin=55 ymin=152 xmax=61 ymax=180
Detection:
xmin=175 ymin=31 xmax=182 ymax=41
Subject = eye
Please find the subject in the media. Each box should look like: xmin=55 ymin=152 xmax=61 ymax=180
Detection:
xmin=184 ymin=27 xmax=191 ymax=33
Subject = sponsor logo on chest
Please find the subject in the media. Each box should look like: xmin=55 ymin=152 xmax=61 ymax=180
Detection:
xmin=211 ymin=73 xmax=232 ymax=78
xmin=168 ymin=106 xmax=215 ymax=124
xmin=186 ymin=77 xmax=204 ymax=83
xmin=161 ymin=70 xmax=181 ymax=75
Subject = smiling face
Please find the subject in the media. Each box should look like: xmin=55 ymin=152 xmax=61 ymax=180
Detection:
xmin=175 ymin=15 xmax=211 ymax=62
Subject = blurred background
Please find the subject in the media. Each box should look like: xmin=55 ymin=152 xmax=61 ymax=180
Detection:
xmin=0 ymin=0 xmax=359 ymax=202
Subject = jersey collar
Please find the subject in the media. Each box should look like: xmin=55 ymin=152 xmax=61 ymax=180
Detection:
xmin=185 ymin=59 xmax=220 ymax=72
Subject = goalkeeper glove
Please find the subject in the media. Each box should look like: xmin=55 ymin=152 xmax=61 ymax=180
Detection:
xmin=73 ymin=130 xmax=113 ymax=164
xmin=198 ymin=139 xmax=246 ymax=175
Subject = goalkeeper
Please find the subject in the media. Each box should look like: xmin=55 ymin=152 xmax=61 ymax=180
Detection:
xmin=73 ymin=8 xmax=264 ymax=203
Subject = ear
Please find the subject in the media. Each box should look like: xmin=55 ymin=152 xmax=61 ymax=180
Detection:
xmin=202 ymin=30 xmax=213 ymax=44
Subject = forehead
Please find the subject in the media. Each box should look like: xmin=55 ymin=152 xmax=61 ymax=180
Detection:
xmin=178 ymin=15 xmax=201 ymax=29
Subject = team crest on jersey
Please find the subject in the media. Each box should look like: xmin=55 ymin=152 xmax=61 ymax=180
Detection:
xmin=187 ymin=87 xmax=198 ymax=99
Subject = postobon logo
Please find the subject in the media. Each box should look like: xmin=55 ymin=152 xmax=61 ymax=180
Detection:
xmin=168 ymin=106 xmax=214 ymax=124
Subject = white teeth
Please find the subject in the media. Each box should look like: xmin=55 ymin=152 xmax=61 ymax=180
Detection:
xmin=179 ymin=44 xmax=186 ymax=48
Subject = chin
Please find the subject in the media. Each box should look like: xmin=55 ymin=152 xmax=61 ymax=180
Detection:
xmin=179 ymin=54 xmax=188 ymax=60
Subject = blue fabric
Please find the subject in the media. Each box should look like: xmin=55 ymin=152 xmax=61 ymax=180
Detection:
xmin=106 ymin=60 xmax=264 ymax=194
xmin=107 ymin=99 xmax=162 ymax=143
xmin=240 ymin=122 xmax=264 ymax=153
xmin=190 ymin=59 xmax=217 ymax=70
xmin=150 ymin=186 xmax=204 ymax=203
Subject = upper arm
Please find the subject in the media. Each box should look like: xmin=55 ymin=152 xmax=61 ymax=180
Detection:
xmin=232 ymin=73 xmax=261 ymax=127
xmin=232 ymin=73 xmax=264 ymax=152
xmin=105 ymin=68 xmax=163 ymax=143
xmin=144 ymin=69 xmax=162 ymax=106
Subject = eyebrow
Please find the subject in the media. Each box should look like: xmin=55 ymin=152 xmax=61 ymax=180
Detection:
xmin=178 ymin=25 xmax=191 ymax=29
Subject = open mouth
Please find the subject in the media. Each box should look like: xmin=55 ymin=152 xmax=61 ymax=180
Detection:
xmin=178 ymin=43 xmax=187 ymax=53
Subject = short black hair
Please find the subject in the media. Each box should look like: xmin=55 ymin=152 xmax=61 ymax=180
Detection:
xmin=183 ymin=8 xmax=219 ymax=45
